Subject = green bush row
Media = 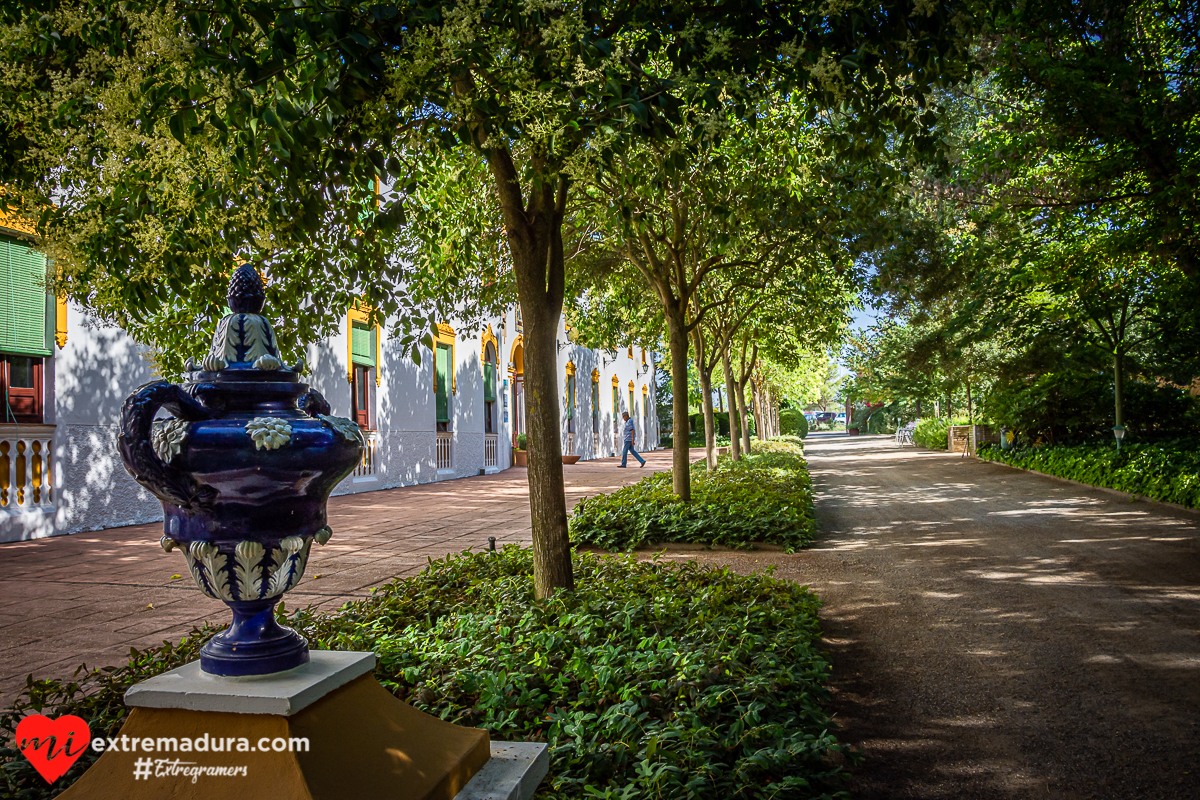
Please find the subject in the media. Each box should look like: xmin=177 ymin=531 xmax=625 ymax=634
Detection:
xmin=912 ymin=417 xmax=972 ymax=450
xmin=1 ymin=550 xmax=848 ymax=800
xmin=977 ymin=439 xmax=1200 ymax=509
xmin=569 ymin=438 xmax=817 ymax=552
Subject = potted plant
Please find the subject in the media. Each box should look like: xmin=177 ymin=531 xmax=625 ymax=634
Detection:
xmin=513 ymin=433 xmax=528 ymax=466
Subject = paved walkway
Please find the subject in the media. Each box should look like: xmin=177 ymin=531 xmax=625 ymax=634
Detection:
xmin=0 ymin=449 xmax=683 ymax=699
xmin=657 ymin=433 xmax=1200 ymax=800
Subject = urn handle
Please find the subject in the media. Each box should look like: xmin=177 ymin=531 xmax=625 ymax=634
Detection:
xmin=118 ymin=381 xmax=216 ymax=513
xmin=297 ymin=388 xmax=331 ymax=418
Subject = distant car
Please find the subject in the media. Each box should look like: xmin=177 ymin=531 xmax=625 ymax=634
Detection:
xmin=835 ymin=413 xmax=846 ymax=423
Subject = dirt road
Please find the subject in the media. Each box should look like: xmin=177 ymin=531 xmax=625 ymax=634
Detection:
xmin=665 ymin=433 xmax=1200 ymax=799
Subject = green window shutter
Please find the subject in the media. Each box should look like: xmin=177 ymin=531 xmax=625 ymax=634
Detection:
xmin=484 ymin=362 xmax=497 ymax=402
xmin=1 ymin=237 xmax=49 ymax=356
xmin=567 ymin=375 xmax=575 ymax=419
xmin=613 ymin=386 xmax=619 ymax=418
xmin=351 ymin=321 xmax=375 ymax=366
xmin=436 ymin=343 xmax=451 ymax=422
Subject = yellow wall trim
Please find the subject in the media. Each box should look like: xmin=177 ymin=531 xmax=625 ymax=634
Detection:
xmin=347 ymin=304 xmax=383 ymax=385
xmin=433 ymin=322 xmax=456 ymax=394
xmin=481 ymin=324 xmax=498 ymax=374
xmin=509 ymin=335 xmax=524 ymax=375
xmin=55 ymin=296 xmax=68 ymax=348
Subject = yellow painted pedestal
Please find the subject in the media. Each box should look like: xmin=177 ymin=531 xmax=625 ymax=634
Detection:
xmin=59 ymin=672 xmax=490 ymax=799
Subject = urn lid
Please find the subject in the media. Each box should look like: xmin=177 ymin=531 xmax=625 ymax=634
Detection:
xmin=191 ymin=265 xmax=297 ymax=380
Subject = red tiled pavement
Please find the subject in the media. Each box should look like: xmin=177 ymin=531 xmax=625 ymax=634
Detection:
xmin=0 ymin=449 xmax=693 ymax=699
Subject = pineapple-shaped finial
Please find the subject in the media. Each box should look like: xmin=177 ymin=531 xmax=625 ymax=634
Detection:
xmin=228 ymin=264 xmax=266 ymax=314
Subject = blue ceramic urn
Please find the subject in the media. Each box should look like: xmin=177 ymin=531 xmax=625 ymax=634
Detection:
xmin=118 ymin=265 xmax=364 ymax=676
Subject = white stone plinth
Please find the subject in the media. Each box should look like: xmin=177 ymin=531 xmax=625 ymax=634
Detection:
xmin=123 ymin=651 xmax=376 ymax=716
xmin=454 ymin=742 xmax=549 ymax=800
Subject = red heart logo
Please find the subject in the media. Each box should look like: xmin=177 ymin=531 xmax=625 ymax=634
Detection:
xmin=15 ymin=714 xmax=91 ymax=784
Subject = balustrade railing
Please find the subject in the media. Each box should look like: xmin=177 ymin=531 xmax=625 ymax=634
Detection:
xmin=436 ymin=432 xmax=454 ymax=471
xmin=484 ymin=434 xmax=498 ymax=468
xmin=0 ymin=426 xmax=55 ymax=510
xmin=354 ymin=430 xmax=378 ymax=478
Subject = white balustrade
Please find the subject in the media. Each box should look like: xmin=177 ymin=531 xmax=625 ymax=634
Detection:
xmin=353 ymin=431 xmax=378 ymax=478
xmin=436 ymin=432 xmax=454 ymax=471
xmin=0 ymin=426 xmax=55 ymax=510
xmin=484 ymin=434 xmax=498 ymax=468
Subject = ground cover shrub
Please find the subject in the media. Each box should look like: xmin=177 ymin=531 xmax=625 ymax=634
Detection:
xmin=978 ymin=439 xmax=1200 ymax=509
xmin=1 ymin=551 xmax=848 ymax=800
xmin=570 ymin=438 xmax=817 ymax=552
xmin=912 ymin=417 xmax=971 ymax=450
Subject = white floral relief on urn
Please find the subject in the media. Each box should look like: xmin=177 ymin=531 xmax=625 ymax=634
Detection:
xmin=246 ymin=417 xmax=293 ymax=450
xmin=172 ymin=534 xmax=327 ymax=601
xmin=151 ymin=418 xmax=190 ymax=463
xmin=318 ymin=414 xmax=364 ymax=445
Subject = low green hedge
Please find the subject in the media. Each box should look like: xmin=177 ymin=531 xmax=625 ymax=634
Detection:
xmin=1 ymin=550 xmax=848 ymax=800
xmin=912 ymin=417 xmax=971 ymax=450
xmin=978 ymin=439 xmax=1200 ymax=509
xmin=569 ymin=438 xmax=816 ymax=552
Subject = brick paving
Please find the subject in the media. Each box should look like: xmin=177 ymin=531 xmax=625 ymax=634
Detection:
xmin=0 ymin=449 xmax=686 ymax=700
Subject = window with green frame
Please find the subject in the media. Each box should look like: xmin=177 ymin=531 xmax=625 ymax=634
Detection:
xmin=483 ymin=343 xmax=497 ymax=434
xmin=435 ymin=342 xmax=452 ymax=427
xmin=612 ymin=384 xmax=620 ymax=424
xmin=1 ymin=236 xmax=49 ymax=357
xmin=591 ymin=379 xmax=600 ymax=433
xmin=566 ymin=372 xmax=575 ymax=433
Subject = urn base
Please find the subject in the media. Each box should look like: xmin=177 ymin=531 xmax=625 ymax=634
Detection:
xmin=56 ymin=653 xmax=522 ymax=800
xmin=200 ymin=597 xmax=309 ymax=676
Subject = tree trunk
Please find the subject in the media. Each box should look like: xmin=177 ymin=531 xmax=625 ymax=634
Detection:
xmin=1113 ymin=349 xmax=1125 ymax=427
xmin=665 ymin=307 xmax=692 ymax=501
xmin=752 ymin=379 xmax=766 ymax=442
xmin=691 ymin=327 xmax=717 ymax=470
xmin=518 ymin=295 xmax=572 ymax=598
xmin=966 ymin=379 xmax=973 ymax=424
xmin=736 ymin=338 xmax=757 ymax=455
xmin=721 ymin=344 xmax=741 ymax=460
xmin=485 ymin=147 xmax=573 ymax=599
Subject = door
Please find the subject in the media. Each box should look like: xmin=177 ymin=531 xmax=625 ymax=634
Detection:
xmin=351 ymin=364 xmax=371 ymax=428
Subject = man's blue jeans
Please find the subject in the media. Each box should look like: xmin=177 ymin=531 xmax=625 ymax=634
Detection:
xmin=621 ymin=442 xmax=645 ymax=467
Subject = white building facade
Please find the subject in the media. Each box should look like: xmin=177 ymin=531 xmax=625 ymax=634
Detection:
xmin=0 ymin=226 xmax=660 ymax=542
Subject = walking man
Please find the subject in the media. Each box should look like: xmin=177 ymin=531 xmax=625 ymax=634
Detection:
xmin=618 ymin=411 xmax=645 ymax=468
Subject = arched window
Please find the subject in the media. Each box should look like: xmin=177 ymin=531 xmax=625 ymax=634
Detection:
xmin=642 ymin=384 xmax=650 ymax=445
xmin=611 ymin=375 xmax=620 ymax=437
xmin=565 ymin=362 xmax=577 ymax=435
xmin=591 ymin=370 xmax=600 ymax=434
xmin=483 ymin=335 xmax=498 ymax=435
xmin=348 ymin=304 xmax=381 ymax=429
xmin=433 ymin=323 xmax=455 ymax=433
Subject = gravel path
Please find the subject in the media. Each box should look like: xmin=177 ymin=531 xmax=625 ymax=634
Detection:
xmin=655 ymin=433 xmax=1200 ymax=799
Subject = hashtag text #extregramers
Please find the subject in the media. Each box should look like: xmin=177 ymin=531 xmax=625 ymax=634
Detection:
xmin=133 ymin=757 xmax=249 ymax=784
